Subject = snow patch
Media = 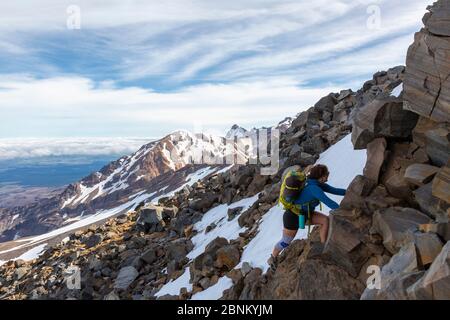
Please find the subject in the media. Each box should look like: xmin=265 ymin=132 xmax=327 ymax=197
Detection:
xmin=215 ymin=165 xmax=234 ymax=175
xmin=391 ymin=83 xmax=403 ymax=97
xmin=238 ymin=205 xmax=308 ymax=273
xmin=187 ymin=193 xmax=260 ymax=260
xmin=154 ymin=269 xmax=192 ymax=298
xmin=155 ymin=193 xmax=260 ymax=298
xmin=191 ymin=276 xmax=233 ymax=300
xmin=315 ymin=133 xmax=367 ymax=213
xmin=15 ymin=243 xmax=48 ymax=261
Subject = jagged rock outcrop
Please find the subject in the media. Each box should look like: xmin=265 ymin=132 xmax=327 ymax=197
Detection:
xmin=358 ymin=0 xmax=450 ymax=300
xmin=407 ymin=241 xmax=450 ymax=299
xmin=221 ymin=1 xmax=450 ymax=301
xmin=372 ymin=207 xmax=432 ymax=254
xmin=403 ymin=0 xmax=450 ymax=123
xmin=351 ymin=95 xmax=419 ymax=149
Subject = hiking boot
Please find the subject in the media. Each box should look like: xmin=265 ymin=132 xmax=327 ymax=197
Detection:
xmin=267 ymin=255 xmax=278 ymax=271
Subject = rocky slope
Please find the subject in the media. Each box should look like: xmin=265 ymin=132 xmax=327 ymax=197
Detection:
xmin=0 ymin=60 xmax=404 ymax=298
xmin=220 ymin=0 xmax=450 ymax=300
xmin=0 ymin=0 xmax=448 ymax=301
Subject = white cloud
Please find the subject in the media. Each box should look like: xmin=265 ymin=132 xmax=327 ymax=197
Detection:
xmin=0 ymin=0 xmax=431 ymax=138
xmin=0 ymin=137 xmax=152 ymax=160
xmin=0 ymin=75 xmax=341 ymax=138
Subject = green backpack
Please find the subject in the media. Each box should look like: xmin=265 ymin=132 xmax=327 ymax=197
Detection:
xmin=278 ymin=169 xmax=306 ymax=215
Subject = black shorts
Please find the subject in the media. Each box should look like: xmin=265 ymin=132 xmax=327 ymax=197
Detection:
xmin=283 ymin=210 xmax=299 ymax=230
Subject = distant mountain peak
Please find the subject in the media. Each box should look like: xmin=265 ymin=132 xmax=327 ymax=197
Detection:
xmin=225 ymin=124 xmax=248 ymax=139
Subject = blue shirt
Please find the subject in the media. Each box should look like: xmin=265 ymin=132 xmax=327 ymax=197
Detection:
xmin=293 ymin=178 xmax=346 ymax=213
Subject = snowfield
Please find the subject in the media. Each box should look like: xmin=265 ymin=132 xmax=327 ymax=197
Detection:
xmin=186 ymin=193 xmax=260 ymax=260
xmin=0 ymin=243 xmax=47 ymax=266
xmin=315 ymin=133 xmax=367 ymax=213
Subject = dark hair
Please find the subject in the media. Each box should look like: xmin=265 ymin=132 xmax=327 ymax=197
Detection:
xmin=308 ymin=164 xmax=329 ymax=180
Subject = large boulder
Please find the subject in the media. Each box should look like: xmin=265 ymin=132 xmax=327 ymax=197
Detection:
xmin=340 ymin=175 xmax=376 ymax=212
xmin=302 ymin=136 xmax=328 ymax=155
xmin=412 ymin=116 xmax=438 ymax=147
xmin=81 ymin=233 xmax=103 ymax=249
xmin=323 ymin=211 xmax=372 ymax=277
xmin=166 ymin=240 xmax=192 ymax=264
xmin=404 ymin=163 xmax=440 ymax=186
xmin=372 ymin=207 xmax=432 ymax=254
xmin=140 ymin=248 xmax=157 ymax=264
xmin=385 ymin=173 xmax=413 ymax=202
xmin=425 ymin=127 xmax=450 ymax=166
xmin=364 ymin=185 xmax=406 ymax=212
xmin=413 ymin=182 xmax=450 ymax=223
xmin=407 ymin=241 xmax=450 ymax=300
xmin=361 ymin=242 xmax=420 ymax=300
xmin=333 ymin=101 xmax=351 ymax=124
xmin=420 ymin=222 xmax=450 ymax=242
xmin=403 ymin=1 xmax=450 ymax=123
xmin=352 ymin=96 xmax=419 ymax=149
xmin=412 ymin=232 xmax=444 ymax=266
xmin=412 ymin=117 xmax=450 ymax=166
xmin=363 ymin=138 xmax=387 ymax=183
xmin=136 ymin=208 xmax=164 ymax=233
xmin=314 ymin=93 xmax=337 ymax=113
xmin=114 ymin=266 xmax=139 ymax=290
xmin=214 ymin=245 xmax=241 ymax=271
xmin=170 ymin=208 xmax=203 ymax=235
xmin=432 ymin=164 xmax=450 ymax=204
xmin=235 ymin=239 xmax=364 ymax=300
xmin=292 ymin=108 xmax=320 ymax=129
xmin=230 ymin=166 xmax=255 ymax=189
xmin=189 ymin=193 xmax=219 ymax=213
xmin=190 ymin=237 xmax=229 ymax=283
xmin=296 ymin=259 xmax=365 ymax=299
xmin=423 ymin=0 xmax=450 ymax=36
xmin=247 ymin=174 xmax=269 ymax=196
xmin=237 ymin=268 xmax=264 ymax=300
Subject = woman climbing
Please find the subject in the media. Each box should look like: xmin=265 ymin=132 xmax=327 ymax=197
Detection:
xmin=269 ymin=164 xmax=346 ymax=269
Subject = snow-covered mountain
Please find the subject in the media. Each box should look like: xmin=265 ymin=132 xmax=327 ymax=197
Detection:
xmin=0 ymin=130 xmax=248 ymax=242
xmin=225 ymin=124 xmax=249 ymax=139
xmin=59 ymin=130 xmax=245 ymax=210
xmin=275 ymin=117 xmax=292 ymax=133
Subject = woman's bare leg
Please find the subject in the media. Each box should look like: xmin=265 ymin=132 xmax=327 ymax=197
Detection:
xmin=311 ymin=211 xmax=329 ymax=243
xmin=272 ymin=228 xmax=298 ymax=257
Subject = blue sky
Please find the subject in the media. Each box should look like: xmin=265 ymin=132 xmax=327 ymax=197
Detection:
xmin=0 ymin=0 xmax=430 ymax=146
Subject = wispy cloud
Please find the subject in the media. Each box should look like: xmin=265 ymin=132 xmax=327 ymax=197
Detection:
xmin=0 ymin=0 xmax=431 ymax=138
xmin=0 ymin=0 xmax=428 ymax=83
